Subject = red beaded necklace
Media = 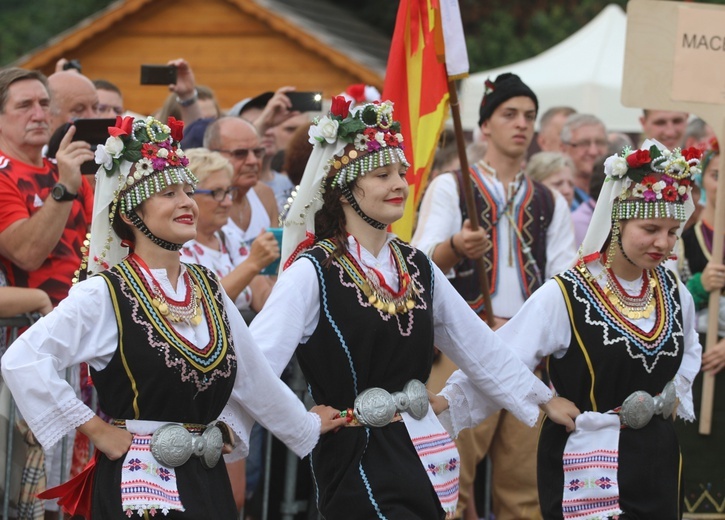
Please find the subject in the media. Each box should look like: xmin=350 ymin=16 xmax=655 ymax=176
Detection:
xmin=129 ymin=254 xmax=202 ymax=325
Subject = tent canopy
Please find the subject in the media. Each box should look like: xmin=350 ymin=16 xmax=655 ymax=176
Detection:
xmin=459 ymin=4 xmax=642 ymax=133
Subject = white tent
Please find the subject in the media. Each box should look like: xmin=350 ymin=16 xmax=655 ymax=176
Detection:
xmin=459 ymin=4 xmax=642 ymax=133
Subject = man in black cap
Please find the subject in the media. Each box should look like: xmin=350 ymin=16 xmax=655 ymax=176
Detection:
xmin=413 ymin=73 xmax=575 ymax=519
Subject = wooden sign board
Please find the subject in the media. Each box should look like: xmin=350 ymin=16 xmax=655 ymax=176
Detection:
xmin=622 ymin=0 xmax=725 ymax=435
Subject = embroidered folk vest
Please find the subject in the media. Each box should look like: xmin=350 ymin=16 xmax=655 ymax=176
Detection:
xmin=452 ymin=166 xmax=555 ymax=314
xmin=92 ymin=261 xmax=236 ymax=423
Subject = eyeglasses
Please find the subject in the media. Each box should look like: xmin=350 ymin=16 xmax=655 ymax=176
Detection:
xmin=212 ymin=147 xmax=266 ymax=161
xmin=564 ymin=139 xmax=608 ymax=150
xmin=97 ymin=104 xmax=124 ymax=116
xmin=194 ymin=187 xmax=238 ymax=202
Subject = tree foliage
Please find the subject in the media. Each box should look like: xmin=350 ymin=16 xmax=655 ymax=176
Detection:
xmin=0 ymin=0 xmax=116 ymax=66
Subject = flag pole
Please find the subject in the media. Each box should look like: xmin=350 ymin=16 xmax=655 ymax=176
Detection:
xmin=447 ymin=80 xmax=495 ymax=327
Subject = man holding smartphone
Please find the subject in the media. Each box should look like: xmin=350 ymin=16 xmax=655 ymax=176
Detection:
xmin=0 ymin=67 xmax=94 ymax=519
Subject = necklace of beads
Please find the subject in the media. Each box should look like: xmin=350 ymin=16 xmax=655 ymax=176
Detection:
xmin=335 ymin=241 xmax=418 ymax=315
xmin=602 ymin=267 xmax=656 ymax=320
xmin=130 ymin=255 xmax=202 ymax=325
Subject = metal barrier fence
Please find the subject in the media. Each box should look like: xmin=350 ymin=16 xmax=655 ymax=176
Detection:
xmin=0 ymin=313 xmax=73 ymax=520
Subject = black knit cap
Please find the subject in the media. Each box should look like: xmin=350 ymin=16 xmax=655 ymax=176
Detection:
xmin=478 ymin=73 xmax=538 ymax=127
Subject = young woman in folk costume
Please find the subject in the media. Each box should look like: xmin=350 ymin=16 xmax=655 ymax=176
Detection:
xmin=248 ymin=97 xmax=577 ymax=519
xmin=447 ymin=139 xmax=703 ymax=519
xmin=1 ymin=116 xmax=346 ymax=519
xmin=675 ymin=136 xmax=725 ymax=516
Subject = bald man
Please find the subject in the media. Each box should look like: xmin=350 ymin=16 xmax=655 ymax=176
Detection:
xmin=47 ymin=71 xmax=99 ymax=133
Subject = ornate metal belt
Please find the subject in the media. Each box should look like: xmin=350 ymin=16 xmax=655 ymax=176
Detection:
xmin=150 ymin=422 xmax=224 ymax=469
xmin=352 ymin=379 xmax=429 ymax=428
xmin=618 ymin=380 xmax=676 ymax=429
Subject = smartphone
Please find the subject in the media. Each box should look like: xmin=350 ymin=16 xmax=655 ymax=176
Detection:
xmin=72 ymin=118 xmax=117 ymax=146
xmin=140 ymin=64 xmax=177 ymax=85
xmin=260 ymin=227 xmax=283 ymax=276
xmin=286 ymin=91 xmax=322 ymax=112
xmin=71 ymin=118 xmax=117 ymax=174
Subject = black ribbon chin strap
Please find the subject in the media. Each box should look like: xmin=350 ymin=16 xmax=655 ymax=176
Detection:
xmin=127 ymin=210 xmax=185 ymax=251
xmin=340 ymin=184 xmax=387 ymax=230
xmin=617 ymin=228 xmax=637 ymax=267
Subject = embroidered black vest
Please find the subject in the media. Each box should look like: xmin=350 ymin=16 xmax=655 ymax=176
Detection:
xmin=92 ymin=261 xmax=236 ymax=423
xmin=296 ymin=239 xmax=435 ymax=409
xmin=550 ymin=264 xmax=685 ymax=412
xmin=452 ymin=166 xmax=555 ymax=313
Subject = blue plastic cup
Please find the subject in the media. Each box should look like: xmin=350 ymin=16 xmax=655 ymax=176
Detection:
xmin=260 ymin=227 xmax=282 ymax=275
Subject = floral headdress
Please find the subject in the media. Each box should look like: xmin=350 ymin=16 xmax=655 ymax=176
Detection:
xmin=603 ymin=141 xmax=701 ymax=222
xmin=579 ymin=139 xmax=700 ymax=265
xmin=87 ymin=116 xmax=198 ymax=274
xmin=308 ymin=97 xmax=409 ymax=188
xmin=280 ymin=98 xmax=409 ymax=270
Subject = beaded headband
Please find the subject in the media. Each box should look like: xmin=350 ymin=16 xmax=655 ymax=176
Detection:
xmin=308 ymin=98 xmax=410 ymax=189
xmin=603 ymin=142 xmax=701 ymax=222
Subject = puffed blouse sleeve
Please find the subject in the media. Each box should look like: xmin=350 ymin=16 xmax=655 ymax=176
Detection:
xmin=430 ymin=263 xmax=554 ymax=438
xmin=675 ymin=278 xmax=703 ymax=421
xmin=217 ymin=285 xmax=320 ymax=460
xmin=0 ymin=276 xmax=119 ymax=449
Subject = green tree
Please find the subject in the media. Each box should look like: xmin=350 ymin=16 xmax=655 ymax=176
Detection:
xmin=0 ymin=0 xmax=115 ymax=66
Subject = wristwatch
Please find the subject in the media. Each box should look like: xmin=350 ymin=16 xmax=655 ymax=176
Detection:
xmin=50 ymin=183 xmax=78 ymax=202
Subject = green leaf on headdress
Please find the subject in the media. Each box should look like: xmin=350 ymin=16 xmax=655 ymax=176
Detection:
xmin=125 ymin=150 xmax=143 ymax=163
xmin=338 ymin=119 xmax=365 ymax=140
xmin=649 ymin=145 xmax=662 ymax=160
xmin=391 ymin=121 xmax=401 ymax=134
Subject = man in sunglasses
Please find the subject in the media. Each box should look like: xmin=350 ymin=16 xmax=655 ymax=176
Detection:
xmin=203 ymin=116 xmax=278 ymax=267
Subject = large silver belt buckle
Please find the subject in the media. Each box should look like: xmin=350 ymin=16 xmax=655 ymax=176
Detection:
xmin=619 ymin=381 xmax=676 ymax=429
xmin=150 ymin=423 xmax=223 ymax=469
xmin=353 ymin=379 xmax=429 ymax=427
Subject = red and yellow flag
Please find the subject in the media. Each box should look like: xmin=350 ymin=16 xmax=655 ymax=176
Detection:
xmin=383 ymin=0 xmax=468 ymax=241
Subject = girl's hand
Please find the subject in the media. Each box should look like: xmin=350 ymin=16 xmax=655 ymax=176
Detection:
xmin=428 ymin=391 xmax=449 ymax=415
xmin=540 ymin=396 xmax=580 ymax=433
xmin=78 ymin=416 xmax=133 ymax=460
xmin=310 ymin=405 xmax=349 ymax=434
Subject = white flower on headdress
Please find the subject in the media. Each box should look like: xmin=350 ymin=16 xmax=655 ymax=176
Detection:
xmin=395 ymin=133 xmax=404 ymax=143
xmin=308 ymin=116 xmax=339 ymax=144
xmin=94 ymin=144 xmax=113 ymax=170
xmin=104 ymin=136 xmax=125 ymax=158
xmin=652 ymin=180 xmax=666 ymax=193
xmin=156 ymin=148 xmax=169 ymax=158
xmin=632 ymin=184 xmax=646 ymax=198
xmin=603 ymin=154 xmax=628 ymax=178
xmin=354 ymin=133 xmax=369 ymax=151
xmin=375 ymin=132 xmax=386 ymax=146
xmin=136 ymin=158 xmax=154 ymax=175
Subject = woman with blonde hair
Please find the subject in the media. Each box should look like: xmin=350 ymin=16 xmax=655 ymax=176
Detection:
xmin=181 ymin=148 xmax=277 ymax=315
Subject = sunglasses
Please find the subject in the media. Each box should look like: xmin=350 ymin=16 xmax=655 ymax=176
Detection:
xmin=194 ymin=186 xmax=238 ymax=202
xmin=213 ymin=147 xmax=266 ymax=161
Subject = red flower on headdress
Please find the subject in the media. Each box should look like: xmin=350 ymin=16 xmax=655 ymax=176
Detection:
xmin=681 ymin=146 xmax=702 ymax=161
xmin=108 ymin=115 xmax=134 ymax=137
xmin=330 ymin=96 xmax=351 ymax=119
xmin=141 ymin=143 xmax=157 ymax=159
xmin=626 ymin=149 xmax=651 ymax=168
xmin=484 ymin=79 xmax=495 ymax=96
xmin=641 ymin=175 xmax=657 ymax=187
xmin=345 ymin=84 xmax=366 ymax=103
xmin=384 ymin=132 xmax=398 ymax=147
xmin=662 ymin=185 xmax=678 ymax=202
xmin=708 ymin=136 xmax=720 ymax=154
xmin=167 ymin=117 xmax=184 ymax=142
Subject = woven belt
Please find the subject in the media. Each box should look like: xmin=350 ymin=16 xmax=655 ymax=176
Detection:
xmin=617 ymin=380 xmax=677 ymax=429
xmin=114 ymin=420 xmax=224 ymax=468
xmin=345 ymin=379 xmax=429 ymax=428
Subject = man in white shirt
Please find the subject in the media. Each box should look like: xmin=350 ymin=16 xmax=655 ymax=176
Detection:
xmin=412 ymin=73 xmax=575 ymax=520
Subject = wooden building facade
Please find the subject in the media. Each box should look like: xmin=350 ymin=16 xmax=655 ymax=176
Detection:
xmin=13 ymin=0 xmax=389 ymax=116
